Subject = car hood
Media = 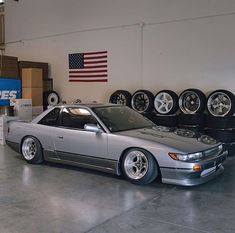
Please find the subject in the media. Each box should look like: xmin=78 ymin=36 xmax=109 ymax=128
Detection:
xmin=115 ymin=126 xmax=219 ymax=153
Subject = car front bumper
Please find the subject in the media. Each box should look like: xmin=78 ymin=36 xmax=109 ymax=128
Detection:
xmin=160 ymin=150 xmax=227 ymax=186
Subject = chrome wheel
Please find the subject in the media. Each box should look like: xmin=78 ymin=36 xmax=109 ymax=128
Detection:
xmin=207 ymin=92 xmax=232 ymax=117
xmin=47 ymin=93 xmax=59 ymax=105
xmin=22 ymin=138 xmax=37 ymax=160
xmin=154 ymin=92 xmax=174 ymax=114
xmin=124 ymin=150 xmax=148 ymax=180
xmin=179 ymin=91 xmax=200 ymax=114
xmin=112 ymin=93 xmax=127 ymax=105
xmin=109 ymin=90 xmax=132 ymax=107
xmin=132 ymin=92 xmax=150 ymax=113
xmin=131 ymin=90 xmax=154 ymax=113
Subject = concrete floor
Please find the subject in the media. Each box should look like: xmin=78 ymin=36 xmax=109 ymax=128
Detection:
xmin=0 ymin=146 xmax=234 ymax=233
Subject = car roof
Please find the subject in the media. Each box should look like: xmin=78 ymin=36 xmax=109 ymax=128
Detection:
xmin=53 ymin=103 xmax=122 ymax=108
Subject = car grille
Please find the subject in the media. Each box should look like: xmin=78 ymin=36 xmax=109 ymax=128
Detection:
xmin=203 ymin=145 xmax=222 ymax=158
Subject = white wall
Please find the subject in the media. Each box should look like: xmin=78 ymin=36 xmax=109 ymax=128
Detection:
xmin=4 ymin=0 xmax=235 ymax=102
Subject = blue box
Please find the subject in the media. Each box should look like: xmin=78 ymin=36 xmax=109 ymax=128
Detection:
xmin=0 ymin=78 xmax=21 ymax=106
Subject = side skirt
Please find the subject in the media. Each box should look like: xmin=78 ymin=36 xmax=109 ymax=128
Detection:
xmin=44 ymin=149 xmax=119 ymax=175
xmin=6 ymin=140 xmax=20 ymax=153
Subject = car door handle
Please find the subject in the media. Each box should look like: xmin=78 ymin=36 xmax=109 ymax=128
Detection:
xmin=57 ymin=136 xmax=63 ymax=139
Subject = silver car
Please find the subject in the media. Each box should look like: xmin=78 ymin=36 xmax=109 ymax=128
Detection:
xmin=6 ymin=104 xmax=227 ymax=186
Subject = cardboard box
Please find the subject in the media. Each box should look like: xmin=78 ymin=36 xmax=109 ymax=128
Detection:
xmin=22 ymin=87 xmax=42 ymax=106
xmin=11 ymin=99 xmax=32 ymax=121
xmin=0 ymin=55 xmax=19 ymax=78
xmin=22 ymin=68 xmax=43 ymax=88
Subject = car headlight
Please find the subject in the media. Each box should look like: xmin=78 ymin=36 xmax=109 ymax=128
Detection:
xmin=169 ymin=144 xmax=223 ymax=162
xmin=169 ymin=152 xmax=203 ymax=162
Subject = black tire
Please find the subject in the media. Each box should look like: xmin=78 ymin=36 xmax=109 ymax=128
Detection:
xmin=21 ymin=136 xmax=43 ymax=164
xmin=204 ymin=129 xmax=235 ymax=143
xmin=154 ymin=90 xmax=178 ymax=115
xmin=131 ymin=90 xmax=154 ymax=113
xmin=109 ymin=90 xmax=132 ymax=107
xmin=43 ymin=91 xmax=60 ymax=110
xmin=151 ymin=114 xmax=178 ymax=127
xmin=121 ymin=148 xmax=158 ymax=185
xmin=205 ymin=115 xmax=235 ymax=129
xmin=179 ymin=89 xmax=206 ymax=114
xmin=178 ymin=113 xmax=205 ymax=127
xmin=207 ymin=89 xmax=235 ymax=117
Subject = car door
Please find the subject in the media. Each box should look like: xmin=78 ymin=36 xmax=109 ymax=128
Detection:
xmin=54 ymin=107 xmax=108 ymax=163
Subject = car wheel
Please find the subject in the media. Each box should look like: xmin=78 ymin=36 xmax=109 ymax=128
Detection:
xmin=21 ymin=136 xmax=43 ymax=164
xmin=43 ymin=91 xmax=60 ymax=110
xmin=154 ymin=90 xmax=178 ymax=115
xmin=207 ymin=90 xmax=234 ymax=117
xmin=131 ymin=90 xmax=154 ymax=113
xmin=179 ymin=89 xmax=206 ymax=114
xmin=109 ymin=90 xmax=132 ymax=107
xmin=122 ymin=148 xmax=158 ymax=185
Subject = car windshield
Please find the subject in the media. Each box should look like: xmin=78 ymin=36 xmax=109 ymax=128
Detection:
xmin=92 ymin=106 xmax=155 ymax=132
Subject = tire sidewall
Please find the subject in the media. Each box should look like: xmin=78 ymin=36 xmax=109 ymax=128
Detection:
xmin=22 ymin=136 xmax=43 ymax=164
xmin=131 ymin=90 xmax=154 ymax=113
xmin=154 ymin=90 xmax=178 ymax=115
xmin=121 ymin=148 xmax=158 ymax=185
xmin=179 ymin=89 xmax=206 ymax=114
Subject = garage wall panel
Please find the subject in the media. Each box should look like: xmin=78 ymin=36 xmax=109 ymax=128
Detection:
xmin=7 ymin=26 xmax=142 ymax=103
xmin=143 ymin=14 xmax=235 ymax=94
xmin=4 ymin=0 xmax=235 ymax=102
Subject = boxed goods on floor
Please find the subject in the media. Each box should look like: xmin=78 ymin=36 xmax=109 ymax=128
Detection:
xmin=10 ymin=99 xmax=32 ymax=121
xmin=22 ymin=68 xmax=43 ymax=106
xmin=0 ymin=55 xmax=19 ymax=78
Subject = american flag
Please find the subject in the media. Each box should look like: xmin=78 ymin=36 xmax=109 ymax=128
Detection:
xmin=68 ymin=51 xmax=108 ymax=82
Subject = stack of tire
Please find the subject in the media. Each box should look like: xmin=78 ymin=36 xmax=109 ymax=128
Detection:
xmin=177 ymin=89 xmax=206 ymax=133
xmin=109 ymin=89 xmax=179 ymax=127
xmin=109 ymin=89 xmax=235 ymax=151
xmin=205 ymin=90 xmax=235 ymax=146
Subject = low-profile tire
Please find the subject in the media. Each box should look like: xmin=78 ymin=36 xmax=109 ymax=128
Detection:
xmin=205 ymin=115 xmax=235 ymax=129
xmin=21 ymin=136 xmax=44 ymax=164
xmin=43 ymin=91 xmax=60 ymax=110
xmin=178 ymin=113 xmax=205 ymax=127
xmin=109 ymin=90 xmax=132 ymax=107
xmin=153 ymin=114 xmax=178 ymax=127
xmin=207 ymin=89 xmax=235 ymax=117
xmin=179 ymin=89 xmax=206 ymax=114
xmin=131 ymin=90 xmax=154 ymax=113
xmin=154 ymin=90 xmax=178 ymax=115
xmin=121 ymin=148 xmax=158 ymax=185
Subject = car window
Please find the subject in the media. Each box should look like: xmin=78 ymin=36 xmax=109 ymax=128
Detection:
xmin=38 ymin=108 xmax=60 ymax=126
xmin=92 ymin=106 xmax=154 ymax=132
xmin=60 ymin=107 xmax=98 ymax=130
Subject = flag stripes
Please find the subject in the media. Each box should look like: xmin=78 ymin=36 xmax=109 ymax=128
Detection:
xmin=69 ymin=51 xmax=108 ymax=82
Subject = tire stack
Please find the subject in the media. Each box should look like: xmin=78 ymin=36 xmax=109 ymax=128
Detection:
xmin=177 ymin=89 xmax=206 ymax=133
xmin=109 ymin=89 xmax=235 ymax=155
xmin=204 ymin=90 xmax=235 ymax=154
xmin=151 ymin=90 xmax=178 ymax=127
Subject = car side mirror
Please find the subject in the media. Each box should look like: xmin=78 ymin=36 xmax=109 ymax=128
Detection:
xmin=84 ymin=123 xmax=102 ymax=133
